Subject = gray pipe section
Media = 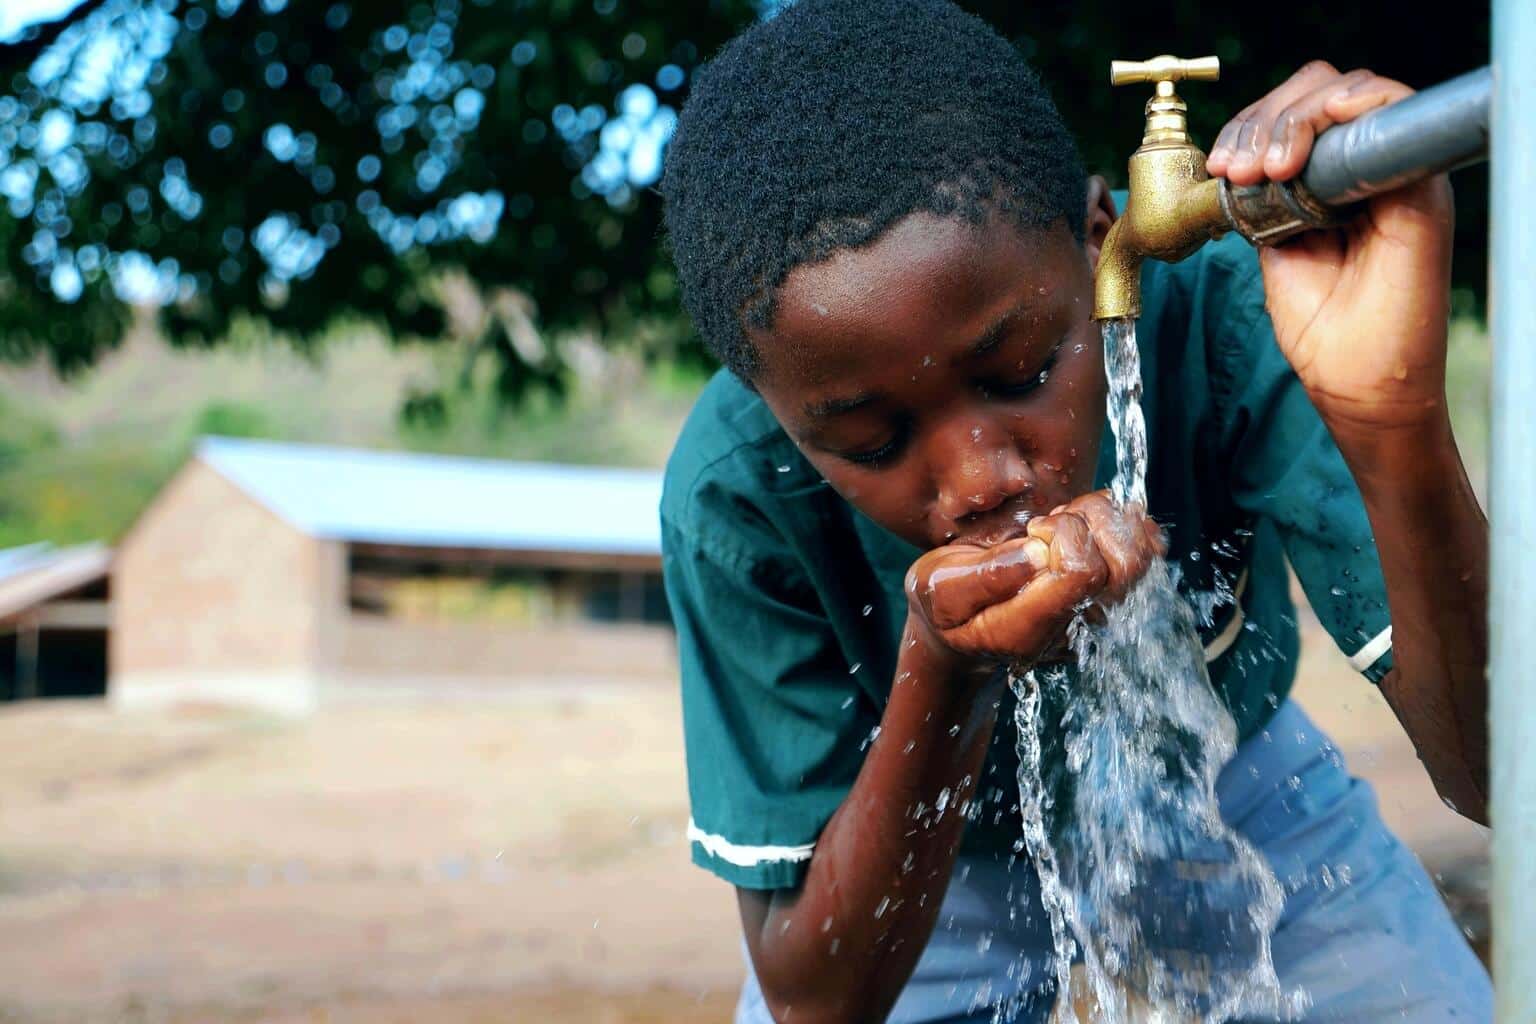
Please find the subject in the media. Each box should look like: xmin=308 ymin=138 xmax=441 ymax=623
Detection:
xmin=1302 ymin=66 xmax=1491 ymax=206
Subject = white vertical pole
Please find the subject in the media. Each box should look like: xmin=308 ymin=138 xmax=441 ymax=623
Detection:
xmin=1489 ymin=0 xmax=1536 ymax=1017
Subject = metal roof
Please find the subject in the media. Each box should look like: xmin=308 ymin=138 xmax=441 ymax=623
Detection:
xmin=0 ymin=542 xmax=112 ymax=622
xmin=196 ymin=436 xmax=663 ymax=556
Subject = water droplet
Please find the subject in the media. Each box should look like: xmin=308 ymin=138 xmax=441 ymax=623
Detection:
xmin=848 ymin=661 xmax=862 ymax=674
xmin=861 ymin=603 xmax=873 ymax=616
xmin=812 ymin=302 xmax=830 ymax=317
xmin=970 ymin=426 xmax=982 ymax=441
xmin=874 ymin=896 xmax=891 ymax=919
xmin=821 ymin=915 xmax=833 ymax=932
xmin=777 ymin=464 xmax=791 ymax=473
xmin=922 ymin=354 xmax=934 ymax=367
xmin=1329 ymin=585 xmax=1346 ymax=597
xmin=840 ymin=696 xmax=854 ymax=709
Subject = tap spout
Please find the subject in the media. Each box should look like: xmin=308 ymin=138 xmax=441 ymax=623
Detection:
xmin=1093 ymin=173 xmax=1227 ymax=321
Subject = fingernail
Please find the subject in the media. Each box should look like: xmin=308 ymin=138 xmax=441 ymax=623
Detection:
xmin=1266 ymin=143 xmax=1286 ymax=164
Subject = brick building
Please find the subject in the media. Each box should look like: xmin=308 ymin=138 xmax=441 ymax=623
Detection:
xmin=110 ymin=437 xmax=669 ymax=714
xmin=0 ymin=542 xmax=112 ymax=701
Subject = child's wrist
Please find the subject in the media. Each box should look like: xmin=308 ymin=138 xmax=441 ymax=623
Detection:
xmin=901 ymin=613 xmax=1003 ymax=696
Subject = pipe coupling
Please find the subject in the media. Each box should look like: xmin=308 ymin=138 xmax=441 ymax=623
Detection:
xmin=1219 ymin=179 xmax=1351 ymax=246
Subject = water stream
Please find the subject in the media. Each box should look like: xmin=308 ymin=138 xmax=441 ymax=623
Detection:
xmin=1006 ymin=319 xmax=1299 ymax=1022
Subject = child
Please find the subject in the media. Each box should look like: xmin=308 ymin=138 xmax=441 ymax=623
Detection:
xmin=657 ymin=1 xmax=1492 ymax=1020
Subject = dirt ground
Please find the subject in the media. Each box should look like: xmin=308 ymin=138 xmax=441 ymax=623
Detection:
xmin=0 ymin=617 xmax=1488 ymax=1023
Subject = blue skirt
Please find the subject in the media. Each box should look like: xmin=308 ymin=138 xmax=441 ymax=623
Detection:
xmin=735 ymin=700 xmax=1491 ymax=1023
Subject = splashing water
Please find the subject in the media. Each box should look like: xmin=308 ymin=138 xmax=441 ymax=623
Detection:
xmin=1007 ymin=319 xmax=1301 ymax=1022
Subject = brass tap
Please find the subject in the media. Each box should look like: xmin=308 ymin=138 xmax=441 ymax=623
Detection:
xmin=1092 ymin=58 xmax=1490 ymax=318
xmin=1094 ymin=56 xmax=1231 ymax=321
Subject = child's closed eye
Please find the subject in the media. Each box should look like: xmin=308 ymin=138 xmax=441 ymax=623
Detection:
xmin=838 ymin=422 xmax=912 ymax=467
xmin=977 ymin=342 xmax=1061 ymax=401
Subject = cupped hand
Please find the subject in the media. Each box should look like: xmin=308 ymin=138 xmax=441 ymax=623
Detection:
xmin=905 ymin=490 xmax=1164 ymax=668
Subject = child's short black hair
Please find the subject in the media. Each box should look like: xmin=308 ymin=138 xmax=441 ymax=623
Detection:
xmin=661 ymin=0 xmax=1088 ymax=381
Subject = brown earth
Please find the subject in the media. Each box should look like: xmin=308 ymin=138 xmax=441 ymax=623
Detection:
xmin=0 ymin=617 xmax=1487 ymax=1022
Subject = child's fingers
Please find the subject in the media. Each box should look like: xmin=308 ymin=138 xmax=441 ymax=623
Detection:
xmin=1059 ymin=491 xmax=1161 ymax=602
xmin=907 ymin=536 xmax=1050 ymax=630
xmin=1208 ymin=61 xmax=1346 ymax=179
xmin=1261 ymin=73 xmax=1413 ymax=182
xmin=945 ymin=519 xmax=1108 ymax=654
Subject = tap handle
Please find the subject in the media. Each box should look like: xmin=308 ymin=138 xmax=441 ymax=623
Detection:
xmin=1110 ymin=55 xmax=1221 ymax=88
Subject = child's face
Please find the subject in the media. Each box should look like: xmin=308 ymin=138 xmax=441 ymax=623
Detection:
xmin=751 ymin=193 xmax=1114 ymax=552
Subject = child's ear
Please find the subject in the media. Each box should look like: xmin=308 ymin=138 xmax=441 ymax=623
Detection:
xmin=1082 ymin=176 xmax=1117 ymax=270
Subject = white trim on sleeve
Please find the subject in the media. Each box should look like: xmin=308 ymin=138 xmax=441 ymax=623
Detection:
xmin=687 ymin=818 xmax=816 ymax=868
xmin=1348 ymin=624 xmax=1394 ymax=674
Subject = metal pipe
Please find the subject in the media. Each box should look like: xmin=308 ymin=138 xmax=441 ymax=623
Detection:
xmin=1221 ymin=66 xmax=1490 ymax=246
xmin=1489 ymin=1 xmax=1535 ymax=1017
xmin=1302 ymin=66 xmax=1491 ymax=206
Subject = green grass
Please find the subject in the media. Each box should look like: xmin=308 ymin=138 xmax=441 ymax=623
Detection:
xmin=1445 ymin=315 xmax=1491 ymax=494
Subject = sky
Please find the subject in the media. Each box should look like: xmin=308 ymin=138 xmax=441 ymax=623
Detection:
xmin=0 ymin=0 xmax=89 ymax=43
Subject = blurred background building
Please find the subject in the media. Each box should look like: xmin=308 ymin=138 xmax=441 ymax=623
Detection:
xmin=111 ymin=437 xmax=669 ymax=713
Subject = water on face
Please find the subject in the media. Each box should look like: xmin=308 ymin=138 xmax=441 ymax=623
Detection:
xmin=1006 ymin=319 xmax=1301 ymax=1022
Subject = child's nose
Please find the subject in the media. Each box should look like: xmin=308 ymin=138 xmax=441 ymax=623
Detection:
xmin=931 ymin=420 xmax=1035 ymax=520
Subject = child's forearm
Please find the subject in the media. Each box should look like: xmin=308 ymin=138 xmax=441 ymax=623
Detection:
xmin=739 ymin=616 xmax=1003 ymax=1023
xmin=1326 ymin=407 xmax=1489 ymax=823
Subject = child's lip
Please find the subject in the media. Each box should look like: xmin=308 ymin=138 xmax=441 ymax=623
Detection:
xmin=952 ymin=520 xmax=1031 ymax=549
xmin=950 ymin=499 xmax=1043 ymax=548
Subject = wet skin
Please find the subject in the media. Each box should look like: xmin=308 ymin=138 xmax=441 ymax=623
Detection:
xmin=751 ymin=180 xmax=1163 ymax=665
xmin=753 ymin=197 xmax=1108 ymax=553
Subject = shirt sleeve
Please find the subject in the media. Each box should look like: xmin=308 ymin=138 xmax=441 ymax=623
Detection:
xmin=662 ymin=498 xmax=876 ymax=890
xmin=1207 ymin=243 xmax=1395 ymax=683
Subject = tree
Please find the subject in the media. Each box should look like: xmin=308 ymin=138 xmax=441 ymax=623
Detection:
xmin=0 ymin=0 xmax=760 ymax=402
xmin=0 ymin=0 xmax=1488 ymax=401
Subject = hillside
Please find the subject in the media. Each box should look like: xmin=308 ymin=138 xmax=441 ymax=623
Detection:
xmin=0 ymin=325 xmax=707 ymax=549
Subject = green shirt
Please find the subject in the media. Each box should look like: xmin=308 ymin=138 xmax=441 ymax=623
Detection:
xmin=660 ymin=231 xmax=1394 ymax=890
